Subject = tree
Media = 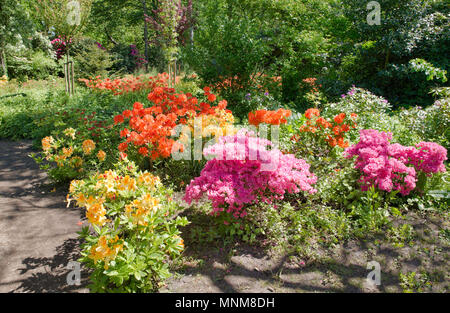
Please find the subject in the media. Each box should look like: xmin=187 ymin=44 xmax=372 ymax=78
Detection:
xmin=340 ymin=0 xmax=450 ymax=107
xmin=33 ymin=0 xmax=93 ymax=93
xmin=0 ymin=0 xmax=35 ymax=78
xmin=34 ymin=0 xmax=93 ymax=56
xmin=87 ymin=0 xmax=159 ymax=70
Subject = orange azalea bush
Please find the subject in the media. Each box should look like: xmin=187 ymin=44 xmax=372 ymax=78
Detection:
xmin=79 ymin=73 xmax=179 ymax=96
xmin=300 ymin=77 xmax=326 ymax=107
xmin=115 ymin=86 xmax=234 ymax=161
xmin=293 ymin=108 xmax=358 ymax=149
xmin=69 ymin=159 xmax=188 ymax=292
xmin=248 ymin=108 xmax=292 ymax=127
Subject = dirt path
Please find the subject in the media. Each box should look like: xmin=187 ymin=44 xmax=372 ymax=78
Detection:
xmin=0 ymin=140 xmax=88 ymax=292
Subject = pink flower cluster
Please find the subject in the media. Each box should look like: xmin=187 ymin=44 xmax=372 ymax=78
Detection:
xmin=130 ymin=45 xmax=148 ymax=69
xmin=345 ymin=129 xmax=447 ymax=195
xmin=51 ymin=36 xmax=72 ymax=60
xmin=183 ymin=130 xmax=317 ymax=218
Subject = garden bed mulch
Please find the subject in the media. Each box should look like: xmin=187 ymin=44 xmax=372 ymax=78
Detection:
xmin=0 ymin=140 xmax=448 ymax=293
xmin=162 ymin=215 xmax=449 ymax=293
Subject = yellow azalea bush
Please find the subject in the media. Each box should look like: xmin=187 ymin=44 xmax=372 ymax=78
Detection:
xmin=178 ymin=106 xmax=237 ymax=145
xmin=31 ymin=128 xmax=110 ymax=182
xmin=68 ymin=159 xmax=189 ymax=292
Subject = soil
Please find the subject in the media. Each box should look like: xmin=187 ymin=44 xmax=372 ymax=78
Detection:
xmin=0 ymin=140 xmax=448 ymax=293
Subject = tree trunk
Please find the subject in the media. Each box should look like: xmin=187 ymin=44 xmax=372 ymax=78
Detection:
xmin=0 ymin=46 xmax=8 ymax=79
xmin=105 ymin=27 xmax=118 ymax=46
xmin=142 ymin=0 xmax=149 ymax=71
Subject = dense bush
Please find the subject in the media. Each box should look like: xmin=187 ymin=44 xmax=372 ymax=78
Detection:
xmin=74 ymin=42 xmax=118 ymax=79
xmin=68 ymin=160 xmax=188 ymax=292
xmin=184 ymin=129 xmax=318 ymax=220
xmin=6 ymin=47 xmax=60 ymax=82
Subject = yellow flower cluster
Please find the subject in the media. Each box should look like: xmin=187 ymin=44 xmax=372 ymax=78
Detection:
xmin=48 ymin=146 xmax=75 ymax=167
xmin=41 ymin=131 xmax=93 ymax=171
xmin=42 ymin=136 xmax=55 ymax=152
xmin=94 ymin=170 xmax=160 ymax=196
xmin=125 ymin=194 xmax=160 ymax=226
xmin=69 ymin=179 xmax=84 ymax=194
xmin=137 ymin=172 xmax=160 ymax=188
xmin=82 ymin=139 xmax=96 ymax=155
xmin=62 ymin=146 xmax=74 ymax=157
xmin=180 ymin=108 xmax=236 ymax=143
xmin=74 ymin=193 xmax=108 ymax=226
xmin=71 ymin=170 xmax=163 ymax=228
xmin=63 ymin=128 xmax=76 ymax=139
xmin=89 ymin=235 xmax=123 ymax=269
xmin=71 ymin=156 xmax=83 ymax=168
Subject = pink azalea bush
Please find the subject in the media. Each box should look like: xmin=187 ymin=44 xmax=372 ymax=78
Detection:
xmin=345 ymin=129 xmax=447 ymax=195
xmin=183 ymin=129 xmax=317 ymax=218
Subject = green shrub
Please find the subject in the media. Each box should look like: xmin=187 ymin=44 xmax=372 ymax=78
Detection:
xmin=74 ymin=42 xmax=118 ymax=79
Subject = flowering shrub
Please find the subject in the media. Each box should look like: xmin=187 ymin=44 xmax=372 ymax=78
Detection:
xmin=79 ymin=73 xmax=172 ymax=95
xmin=300 ymin=77 xmax=326 ymax=107
xmin=68 ymin=161 xmax=188 ymax=292
xmin=31 ymin=106 xmax=123 ymax=182
xmin=292 ymin=108 xmax=357 ymax=149
xmin=322 ymin=87 xmax=396 ymax=132
xmin=183 ymin=129 xmax=317 ymax=219
xmin=322 ymin=87 xmax=430 ymax=146
xmin=115 ymin=86 xmax=232 ymax=161
xmin=31 ymin=128 xmax=109 ymax=182
xmin=345 ymin=129 xmax=447 ymax=195
xmin=248 ymin=108 xmax=292 ymax=127
xmin=399 ymin=95 xmax=450 ymax=147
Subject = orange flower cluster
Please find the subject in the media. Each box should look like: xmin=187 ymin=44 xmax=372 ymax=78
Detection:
xmin=78 ymin=73 xmax=177 ymax=96
xmin=248 ymin=108 xmax=292 ymax=127
xmin=295 ymin=108 xmax=358 ymax=148
xmin=115 ymin=86 xmax=231 ymax=160
xmin=89 ymin=235 xmax=123 ymax=269
xmin=301 ymin=77 xmax=322 ymax=93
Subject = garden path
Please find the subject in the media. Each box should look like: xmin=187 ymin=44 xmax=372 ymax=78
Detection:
xmin=0 ymin=140 xmax=88 ymax=292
